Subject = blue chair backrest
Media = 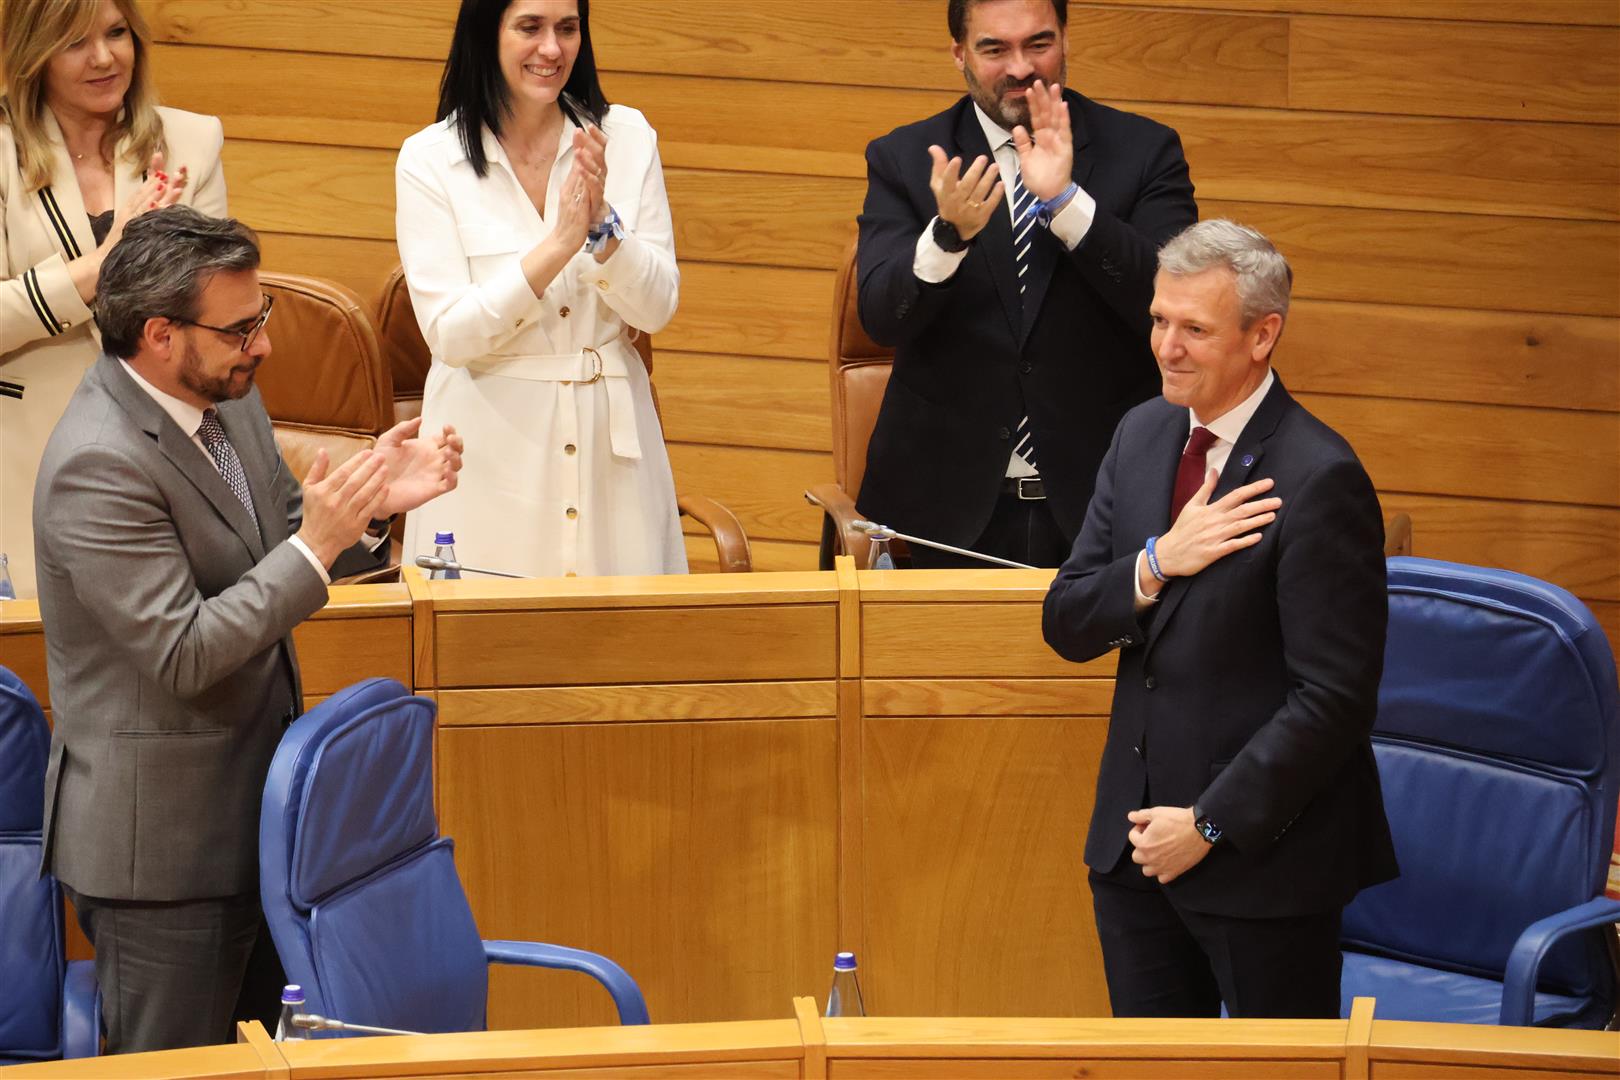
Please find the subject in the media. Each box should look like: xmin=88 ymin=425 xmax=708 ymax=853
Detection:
xmin=1343 ymin=558 xmax=1619 ymax=999
xmin=260 ymin=678 xmax=489 ymax=1035
xmin=0 ymin=666 xmax=67 ymax=1062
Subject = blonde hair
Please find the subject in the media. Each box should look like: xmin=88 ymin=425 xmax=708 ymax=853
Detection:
xmin=0 ymin=0 xmax=162 ymax=193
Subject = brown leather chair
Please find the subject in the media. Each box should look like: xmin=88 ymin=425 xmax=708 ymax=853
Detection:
xmin=257 ymin=271 xmax=399 ymax=583
xmin=804 ymin=239 xmax=900 ymax=569
xmin=374 ymin=264 xmax=752 ymax=573
xmin=803 ymin=240 xmax=1414 ymax=568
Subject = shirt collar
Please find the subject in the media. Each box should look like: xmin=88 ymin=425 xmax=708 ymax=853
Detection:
xmin=971 ymin=102 xmax=1015 ymax=153
xmin=120 ymin=358 xmax=207 ymax=439
xmin=1193 ymin=367 xmax=1275 ymax=445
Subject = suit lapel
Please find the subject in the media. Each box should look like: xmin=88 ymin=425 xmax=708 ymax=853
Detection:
xmin=1017 ymin=90 xmax=1093 ymax=350
xmin=34 ymin=112 xmax=95 ymax=262
xmin=1143 ymin=378 xmax=1290 ymax=657
xmin=98 ymin=358 xmax=268 ymax=562
xmin=952 ymin=104 xmax=1021 ymax=342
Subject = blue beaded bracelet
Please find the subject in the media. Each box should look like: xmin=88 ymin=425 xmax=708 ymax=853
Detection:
xmin=1144 ymin=535 xmax=1167 ymax=583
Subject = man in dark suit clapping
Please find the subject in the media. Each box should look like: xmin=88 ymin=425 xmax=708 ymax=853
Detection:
xmin=856 ymin=0 xmax=1197 ymax=566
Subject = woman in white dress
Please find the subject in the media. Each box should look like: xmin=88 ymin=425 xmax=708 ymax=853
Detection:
xmin=396 ymin=0 xmax=684 ymax=579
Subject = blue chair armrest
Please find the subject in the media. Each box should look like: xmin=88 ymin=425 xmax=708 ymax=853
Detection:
xmin=483 ymin=940 xmax=650 ymax=1026
xmin=1500 ymin=896 xmax=1620 ymax=1026
xmin=61 ymin=959 xmax=99 ymax=1058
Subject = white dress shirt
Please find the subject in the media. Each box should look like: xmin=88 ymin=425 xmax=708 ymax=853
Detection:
xmin=1134 ymin=368 xmax=1276 ymax=606
xmin=120 ymin=359 xmax=331 ymax=583
xmin=910 ymin=103 xmax=1098 ymax=479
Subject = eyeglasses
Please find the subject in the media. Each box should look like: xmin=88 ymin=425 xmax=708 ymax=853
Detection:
xmin=171 ymin=294 xmax=274 ymax=353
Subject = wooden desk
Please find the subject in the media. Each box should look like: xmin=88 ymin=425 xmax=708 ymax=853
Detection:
xmin=416 ymin=571 xmax=844 ymax=1030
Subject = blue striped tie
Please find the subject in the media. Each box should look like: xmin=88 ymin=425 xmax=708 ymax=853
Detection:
xmin=1010 ymin=167 xmax=1038 ymax=472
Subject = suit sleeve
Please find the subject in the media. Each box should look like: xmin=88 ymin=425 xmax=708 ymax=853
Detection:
xmin=1196 ymin=457 xmax=1388 ymax=853
xmin=854 ymin=135 xmax=960 ymax=348
xmin=1043 ymin=418 xmax=1150 ymax=661
xmin=590 ymin=123 xmax=679 ymax=334
xmin=1062 ymin=125 xmax=1196 ymax=333
xmin=37 ymin=443 xmax=330 ymax=700
xmin=0 ymin=169 xmax=94 ymax=355
xmin=185 ymin=114 xmax=229 ymax=218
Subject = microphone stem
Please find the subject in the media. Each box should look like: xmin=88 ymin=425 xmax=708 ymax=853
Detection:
xmin=872 ymin=529 xmax=1039 ymax=570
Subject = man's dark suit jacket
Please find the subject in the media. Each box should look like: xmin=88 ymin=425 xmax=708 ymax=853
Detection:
xmin=1042 ymin=377 xmax=1399 ymax=918
xmin=855 ymin=90 xmax=1196 ymax=548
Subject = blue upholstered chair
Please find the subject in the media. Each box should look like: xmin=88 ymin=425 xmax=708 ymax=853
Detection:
xmin=259 ymin=678 xmax=648 ymax=1035
xmin=1341 ymin=558 xmax=1620 ymax=1027
xmin=0 ymin=666 xmax=99 ymax=1063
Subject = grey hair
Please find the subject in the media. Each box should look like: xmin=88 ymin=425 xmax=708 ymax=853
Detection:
xmin=94 ymin=205 xmax=261 ymax=359
xmin=1157 ymin=219 xmax=1291 ymax=327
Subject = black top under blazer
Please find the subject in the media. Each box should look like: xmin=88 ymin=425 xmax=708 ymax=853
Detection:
xmin=1043 ymin=378 xmax=1400 ymax=918
xmin=854 ymin=90 xmax=1197 ymax=548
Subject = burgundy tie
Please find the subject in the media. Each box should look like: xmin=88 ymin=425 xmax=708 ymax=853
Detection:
xmin=1170 ymin=426 xmax=1220 ymax=523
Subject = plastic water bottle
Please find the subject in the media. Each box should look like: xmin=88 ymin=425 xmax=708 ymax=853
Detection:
xmin=0 ymin=553 xmax=13 ymax=600
xmin=824 ymin=951 xmax=866 ymax=1017
xmin=430 ymin=531 xmax=461 ymax=580
xmin=866 ymin=533 xmax=896 ymax=570
xmin=274 ymin=984 xmax=306 ymax=1041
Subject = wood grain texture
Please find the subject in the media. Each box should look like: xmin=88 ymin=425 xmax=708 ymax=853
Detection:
xmin=656 ymin=352 xmax=831 ymax=453
xmin=685 ymin=536 xmax=819 ymax=574
xmin=861 ymin=714 xmax=1111 ymax=1017
xmin=1290 ymin=16 xmax=1620 ymax=124
xmin=436 ymin=681 xmax=836 ymax=726
xmin=440 ymin=718 xmax=838 ymax=1027
xmin=826 ymin=1060 xmax=1340 ymax=1078
xmin=862 ymin=603 xmax=1117 ymax=680
xmin=290 ymin=612 xmax=411 ymax=697
xmin=864 ymin=678 xmax=1117 ymax=718
xmin=667 ymin=442 xmax=831 ymax=543
xmin=1104 ymin=0 xmax=1620 ymax=26
xmin=433 ymin=603 xmax=837 ymax=687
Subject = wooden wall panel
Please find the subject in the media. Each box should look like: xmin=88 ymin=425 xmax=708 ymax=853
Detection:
xmin=148 ymin=0 xmax=1620 ymax=644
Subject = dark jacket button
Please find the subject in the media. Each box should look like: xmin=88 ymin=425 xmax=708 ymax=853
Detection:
xmin=1145 ymin=675 xmax=1157 ymax=690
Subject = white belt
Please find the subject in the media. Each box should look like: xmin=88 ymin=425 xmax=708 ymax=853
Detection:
xmin=465 ymin=343 xmax=641 ymax=460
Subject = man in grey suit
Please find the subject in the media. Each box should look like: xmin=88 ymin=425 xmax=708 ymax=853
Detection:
xmin=33 ymin=207 xmax=464 ymax=1053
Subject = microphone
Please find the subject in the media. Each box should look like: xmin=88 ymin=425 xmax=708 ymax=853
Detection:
xmin=850 ymin=519 xmax=1038 ymax=570
xmin=292 ymin=1012 xmax=424 ymax=1037
xmin=413 ymin=555 xmax=526 ymax=579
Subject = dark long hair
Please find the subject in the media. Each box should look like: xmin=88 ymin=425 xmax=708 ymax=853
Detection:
xmin=435 ymin=0 xmax=610 ymax=178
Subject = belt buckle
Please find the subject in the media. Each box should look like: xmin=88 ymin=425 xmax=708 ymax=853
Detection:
xmin=1016 ymin=477 xmax=1045 ymax=501
xmin=580 ymin=346 xmax=604 ymax=385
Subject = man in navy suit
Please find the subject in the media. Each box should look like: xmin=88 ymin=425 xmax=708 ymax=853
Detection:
xmin=855 ymin=0 xmax=1196 ymax=567
xmin=1043 ymin=220 xmax=1397 ymax=1017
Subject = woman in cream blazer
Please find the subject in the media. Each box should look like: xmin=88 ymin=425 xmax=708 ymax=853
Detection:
xmin=0 ymin=0 xmax=226 ymax=598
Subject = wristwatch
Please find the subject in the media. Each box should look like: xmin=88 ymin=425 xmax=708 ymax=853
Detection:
xmin=1193 ymin=805 xmax=1223 ymax=846
xmin=932 ymin=217 xmax=970 ymax=253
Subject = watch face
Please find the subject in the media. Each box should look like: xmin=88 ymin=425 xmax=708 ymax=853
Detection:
xmin=933 ymin=218 xmax=967 ymax=252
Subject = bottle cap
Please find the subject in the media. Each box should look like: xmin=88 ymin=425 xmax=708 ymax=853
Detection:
xmin=434 ymin=531 xmax=456 ymax=546
xmin=281 ymin=984 xmax=305 ymax=1004
xmin=833 ymin=951 xmax=857 ymax=971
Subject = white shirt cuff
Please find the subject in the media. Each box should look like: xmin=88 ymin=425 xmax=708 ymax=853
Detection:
xmin=1133 ymin=549 xmax=1159 ymax=608
xmin=288 ymin=535 xmax=332 ymax=586
xmin=1047 ymin=186 xmax=1097 ymax=251
xmin=913 ymin=217 xmax=969 ymax=284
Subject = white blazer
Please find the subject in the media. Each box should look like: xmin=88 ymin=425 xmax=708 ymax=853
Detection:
xmin=0 ymin=106 xmax=226 ymax=598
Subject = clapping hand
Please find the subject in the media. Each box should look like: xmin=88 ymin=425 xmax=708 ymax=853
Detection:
xmin=1010 ymin=79 xmax=1072 ymax=201
xmin=372 ymin=418 xmax=464 ymax=518
xmin=927 ymin=146 xmax=1004 ymax=241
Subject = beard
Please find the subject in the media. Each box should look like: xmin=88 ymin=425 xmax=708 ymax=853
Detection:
xmin=962 ymin=59 xmax=1066 ymax=132
xmin=177 ymin=336 xmax=259 ymax=404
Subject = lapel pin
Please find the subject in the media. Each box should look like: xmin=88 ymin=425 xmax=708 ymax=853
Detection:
xmin=1241 ymin=454 xmax=1255 ymax=467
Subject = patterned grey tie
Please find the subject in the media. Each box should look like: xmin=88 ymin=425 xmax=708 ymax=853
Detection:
xmin=1009 ymin=165 xmax=1039 ymax=472
xmin=196 ymin=408 xmax=258 ymax=526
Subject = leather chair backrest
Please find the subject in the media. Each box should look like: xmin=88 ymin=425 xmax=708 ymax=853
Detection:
xmin=257 ymin=273 xmax=394 ymax=436
xmin=0 ymin=668 xmax=66 ymax=1063
xmin=271 ymin=426 xmax=377 ymax=486
xmin=1342 ymin=558 xmax=1620 ymax=998
xmin=376 ymin=264 xmax=656 ymax=424
xmin=260 ymin=679 xmax=488 ymax=1036
xmin=829 ymin=239 xmax=892 ymax=501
